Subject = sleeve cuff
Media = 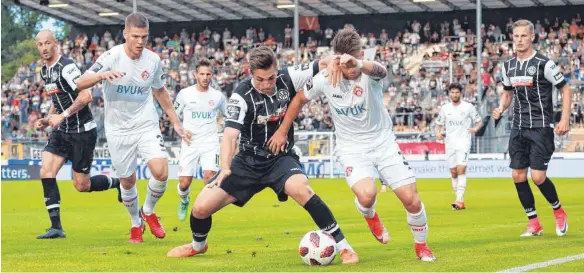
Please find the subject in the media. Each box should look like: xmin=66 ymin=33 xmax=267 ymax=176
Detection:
xmin=555 ymin=80 xmax=567 ymax=89
xmin=225 ymin=121 xmax=243 ymax=131
xmin=503 ymin=85 xmax=513 ymax=91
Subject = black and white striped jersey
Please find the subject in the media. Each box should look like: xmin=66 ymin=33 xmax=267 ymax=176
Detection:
xmin=501 ymin=52 xmax=567 ymax=129
xmin=225 ymin=61 xmax=320 ymax=158
xmin=40 ymin=56 xmax=95 ymax=133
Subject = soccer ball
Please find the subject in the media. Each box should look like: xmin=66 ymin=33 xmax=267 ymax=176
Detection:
xmin=298 ymin=230 xmax=336 ymax=266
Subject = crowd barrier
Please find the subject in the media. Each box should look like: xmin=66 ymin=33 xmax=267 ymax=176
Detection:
xmin=3 ymin=155 xmax=583 ymax=181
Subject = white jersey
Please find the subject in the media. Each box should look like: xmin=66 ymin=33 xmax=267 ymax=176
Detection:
xmin=436 ymin=101 xmax=482 ymax=150
xmin=174 ymin=86 xmax=227 ymax=148
xmin=87 ymin=44 xmax=165 ymax=135
xmin=303 ymin=70 xmax=395 ymax=151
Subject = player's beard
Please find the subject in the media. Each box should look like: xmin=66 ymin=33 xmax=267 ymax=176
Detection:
xmin=451 ymin=97 xmax=460 ymax=103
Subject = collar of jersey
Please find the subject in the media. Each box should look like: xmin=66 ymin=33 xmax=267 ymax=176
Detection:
xmin=251 ymin=80 xmax=277 ymax=97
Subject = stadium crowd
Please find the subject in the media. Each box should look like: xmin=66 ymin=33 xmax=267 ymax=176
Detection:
xmin=2 ymin=14 xmax=584 ymax=141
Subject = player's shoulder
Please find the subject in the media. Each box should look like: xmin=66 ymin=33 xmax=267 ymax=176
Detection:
xmin=534 ymin=52 xmax=550 ymax=63
xmin=142 ymin=48 xmax=161 ymax=62
xmin=209 ymin=87 xmax=226 ymax=99
xmin=104 ymin=44 xmax=123 ymax=57
xmin=59 ymin=56 xmax=75 ymax=66
xmin=232 ymin=79 xmax=254 ymax=98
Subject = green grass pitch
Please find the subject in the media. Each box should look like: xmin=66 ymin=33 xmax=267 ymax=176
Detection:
xmin=2 ymin=178 xmax=583 ymax=272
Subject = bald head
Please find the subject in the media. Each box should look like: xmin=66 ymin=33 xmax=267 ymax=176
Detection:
xmin=36 ymin=29 xmax=58 ymax=62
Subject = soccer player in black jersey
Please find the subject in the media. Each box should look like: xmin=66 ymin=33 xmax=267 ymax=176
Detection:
xmin=167 ymin=46 xmax=359 ymax=264
xmin=34 ymin=30 xmax=121 ymax=239
xmin=493 ymin=20 xmax=570 ymax=237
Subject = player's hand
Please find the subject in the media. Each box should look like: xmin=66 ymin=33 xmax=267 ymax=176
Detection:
xmin=267 ymin=129 xmax=287 ymax=155
xmin=327 ymin=56 xmax=342 ymax=88
xmin=35 ymin=118 xmax=49 ymax=130
xmin=183 ymin=129 xmax=193 ymax=146
xmin=339 ymin=54 xmax=358 ymax=69
xmin=207 ymin=169 xmax=231 ymax=188
xmin=174 ymin=123 xmax=186 ymax=141
xmin=492 ymin=107 xmax=503 ymax=120
xmin=436 ymin=132 xmax=444 ymax=140
xmin=48 ymin=114 xmax=66 ymax=129
xmin=99 ymin=71 xmax=124 ymax=83
xmin=555 ymin=119 xmax=570 ymax=136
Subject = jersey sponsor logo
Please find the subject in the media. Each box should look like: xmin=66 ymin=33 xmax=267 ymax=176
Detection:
xmin=45 ymin=83 xmax=61 ymax=95
xmin=116 ymin=85 xmax=145 ymax=95
xmin=448 ymin=120 xmax=466 ymax=126
xmin=353 ymin=85 xmax=363 ymax=96
xmin=332 ymin=94 xmax=343 ymax=99
xmin=141 ymin=70 xmax=150 ymax=80
xmin=228 ymin=98 xmax=240 ymax=104
xmin=254 ymin=100 xmax=265 ymax=105
xmin=527 ymin=66 xmax=536 ymax=75
xmin=226 ymin=105 xmax=241 ymax=119
xmin=277 ymin=89 xmax=290 ymax=102
xmin=90 ymin=62 xmax=103 ymax=73
xmin=257 ymin=107 xmax=287 ymax=124
xmin=191 ymin=111 xmax=213 ymax=119
xmin=510 ymin=76 xmax=533 ymax=87
xmin=334 ymin=103 xmax=366 ymax=116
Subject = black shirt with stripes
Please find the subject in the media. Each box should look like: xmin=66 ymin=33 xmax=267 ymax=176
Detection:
xmin=40 ymin=56 xmax=95 ymax=133
xmin=501 ymin=52 xmax=567 ymax=129
xmin=225 ymin=61 xmax=320 ymax=158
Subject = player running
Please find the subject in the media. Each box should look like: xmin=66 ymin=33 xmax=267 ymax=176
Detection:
xmin=34 ymin=29 xmax=121 ymax=239
xmin=268 ymin=29 xmax=436 ymax=262
xmin=167 ymin=46 xmax=359 ymax=264
xmin=76 ymin=13 xmax=185 ymax=243
xmin=493 ymin=19 xmax=570 ymax=237
xmin=173 ymin=58 xmax=227 ymax=221
xmin=435 ymin=83 xmax=483 ymax=210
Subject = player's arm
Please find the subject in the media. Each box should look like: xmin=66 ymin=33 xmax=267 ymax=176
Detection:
xmin=359 ymin=59 xmax=387 ymax=80
xmin=151 ymin=59 xmax=186 ymax=141
xmin=468 ymin=105 xmax=483 ymax=134
xmin=330 ymin=54 xmax=387 ymax=87
xmin=173 ymin=91 xmax=186 ymax=120
xmin=268 ymin=76 xmax=323 ymax=154
xmin=493 ymin=62 xmax=513 ymax=120
xmin=36 ymin=105 xmax=55 ymax=130
xmin=544 ymin=59 xmax=572 ymax=135
xmin=435 ymin=107 xmax=445 ymax=140
xmin=47 ymin=63 xmax=95 ymax=128
xmin=76 ymin=51 xmax=124 ymax=90
xmin=286 ymin=58 xmax=327 ymax=91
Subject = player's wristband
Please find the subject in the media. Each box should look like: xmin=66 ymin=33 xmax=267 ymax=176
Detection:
xmin=356 ymin=60 xmax=363 ymax=70
xmin=62 ymin=110 xmax=70 ymax=118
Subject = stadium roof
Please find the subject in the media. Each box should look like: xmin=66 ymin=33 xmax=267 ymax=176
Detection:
xmin=18 ymin=0 xmax=584 ymax=26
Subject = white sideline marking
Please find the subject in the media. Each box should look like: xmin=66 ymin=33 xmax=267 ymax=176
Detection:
xmin=497 ymin=253 xmax=584 ymax=272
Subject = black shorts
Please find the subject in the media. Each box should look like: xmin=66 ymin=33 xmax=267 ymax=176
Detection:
xmin=509 ymin=128 xmax=555 ymax=171
xmin=219 ymin=152 xmax=305 ymax=207
xmin=44 ymin=129 xmax=97 ymax=174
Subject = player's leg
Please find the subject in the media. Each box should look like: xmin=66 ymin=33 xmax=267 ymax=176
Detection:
xmin=177 ymin=147 xmax=199 ymax=221
xmin=70 ymin=130 xmax=120 ymax=198
xmin=199 ymin=146 xmax=220 ymax=184
xmin=107 ymin=134 xmax=143 ymax=243
xmin=452 ymin=150 xmax=469 ymax=209
xmin=508 ymin=129 xmax=542 ymax=236
xmin=338 ymin=152 xmax=390 ymax=244
xmin=37 ymin=146 xmax=67 ymax=239
xmin=139 ymin=132 xmax=169 ymax=239
xmin=271 ymin=155 xmax=358 ymax=264
xmin=378 ymin=142 xmax=435 ymax=262
xmin=527 ymin=128 xmax=567 ymax=236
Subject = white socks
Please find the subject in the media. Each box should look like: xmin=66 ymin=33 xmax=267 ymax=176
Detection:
xmin=336 ymin=238 xmax=353 ymax=252
xmin=456 ymin=175 xmax=467 ymax=202
xmin=191 ymin=239 xmax=207 ymax=251
xmin=143 ymin=177 xmax=167 ymax=215
xmin=121 ymin=185 xmax=141 ymax=227
xmin=407 ymin=202 xmax=428 ymax=244
xmin=354 ymin=197 xmax=376 ymax=218
xmin=177 ymin=183 xmax=190 ymax=204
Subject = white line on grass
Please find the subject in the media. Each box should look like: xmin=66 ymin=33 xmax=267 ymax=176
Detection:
xmin=497 ymin=253 xmax=584 ymax=272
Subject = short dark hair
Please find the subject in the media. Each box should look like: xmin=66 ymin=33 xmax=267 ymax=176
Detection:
xmin=331 ymin=29 xmax=361 ymax=56
xmin=447 ymin=83 xmax=463 ymax=94
xmin=125 ymin=12 xmax=149 ymax=29
xmin=196 ymin=58 xmax=211 ymax=72
xmin=248 ymin=46 xmax=277 ymax=71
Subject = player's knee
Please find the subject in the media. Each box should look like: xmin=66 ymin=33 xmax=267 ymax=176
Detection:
xmin=403 ymin=194 xmax=422 ymax=213
xmin=73 ymin=177 xmax=91 ymax=192
xmin=530 ymin=172 xmax=546 ymax=185
xmin=512 ymin=170 xmax=528 ymax=182
xmin=354 ymin=186 xmax=377 ymax=208
xmin=191 ymin=203 xmax=212 ymax=219
xmin=152 ymin=171 xmax=168 ymax=182
xmin=449 ymin=169 xmax=458 ymax=178
xmin=40 ymin=166 xmax=55 ymax=178
xmin=457 ymin=167 xmax=466 ymax=175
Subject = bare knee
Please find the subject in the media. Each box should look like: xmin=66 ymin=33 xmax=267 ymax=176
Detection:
xmin=449 ymin=169 xmax=458 ymax=178
xmin=457 ymin=166 xmax=466 ymax=175
xmin=530 ymin=170 xmax=547 ymax=185
xmin=151 ymin=169 xmax=168 ymax=181
xmin=40 ymin=166 xmax=56 ymax=179
xmin=191 ymin=203 xmax=212 ymax=219
xmin=395 ymin=184 xmax=422 ymax=213
xmin=284 ymin=175 xmax=314 ymax=206
xmin=512 ymin=169 xmax=528 ymax=182
xmin=353 ymin=183 xmax=377 ymax=208
xmin=73 ymin=177 xmax=91 ymax=192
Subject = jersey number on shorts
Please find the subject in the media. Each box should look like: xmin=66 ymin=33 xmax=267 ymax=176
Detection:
xmin=398 ymin=151 xmax=412 ymax=170
xmin=156 ymin=135 xmax=164 ymax=151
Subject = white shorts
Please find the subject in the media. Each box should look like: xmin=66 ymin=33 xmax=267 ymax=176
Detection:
xmin=336 ymin=141 xmax=415 ymax=190
xmin=178 ymin=145 xmax=219 ymax=177
xmin=106 ymin=130 xmax=168 ymax=178
xmin=446 ymin=148 xmax=469 ymax=169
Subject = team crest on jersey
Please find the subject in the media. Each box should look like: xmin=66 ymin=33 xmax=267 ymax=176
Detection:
xmin=353 ymin=85 xmax=363 ymax=97
xmin=44 ymin=83 xmax=61 ymax=95
xmin=51 ymin=70 xmax=59 ymax=82
xmin=527 ymin=66 xmax=536 ymax=76
xmin=277 ymin=89 xmax=289 ymax=102
xmin=345 ymin=167 xmax=353 ymax=177
xmin=208 ymin=100 xmax=215 ymax=106
xmin=141 ymin=70 xmax=150 ymax=80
